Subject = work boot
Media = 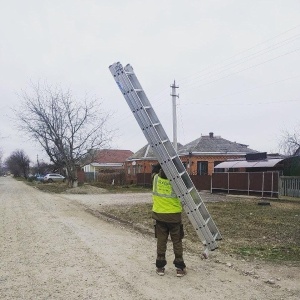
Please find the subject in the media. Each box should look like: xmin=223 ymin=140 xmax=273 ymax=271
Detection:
xmin=176 ymin=268 xmax=187 ymax=277
xmin=156 ymin=267 xmax=165 ymax=276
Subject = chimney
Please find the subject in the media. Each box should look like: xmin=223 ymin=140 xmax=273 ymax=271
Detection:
xmin=209 ymin=132 xmax=214 ymax=138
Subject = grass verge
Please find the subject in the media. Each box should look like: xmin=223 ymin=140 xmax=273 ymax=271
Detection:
xmin=101 ymin=199 xmax=300 ymax=263
xmin=18 ymin=177 xmax=300 ymax=263
xmin=22 ymin=178 xmax=152 ymax=194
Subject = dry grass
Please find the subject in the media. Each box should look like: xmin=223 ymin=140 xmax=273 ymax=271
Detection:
xmin=25 ymin=179 xmax=151 ymax=194
xmin=20 ymin=177 xmax=300 ymax=262
xmin=101 ymin=199 xmax=300 ymax=263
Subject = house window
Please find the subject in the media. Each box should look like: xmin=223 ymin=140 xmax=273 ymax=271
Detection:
xmin=197 ymin=161 xmax=208 ymax=175
xmin=137 ymin=165 xmax=143 ymax=173
xmin=127 ymin=166 xmax=131 ymax=174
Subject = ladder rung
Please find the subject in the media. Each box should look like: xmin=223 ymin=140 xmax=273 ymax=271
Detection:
xmin=153 ymin=122 xmax=160 ymax=126
xmin=187 ymin=187 xmax=194 ymax=193
xmin=144 ymin=106 xmax=151 ymax=109
xmin=161 ymin=139 xmax=168 ymax=144
xmin=205 ymin=217 xmax=211 ymax=225
xmin=125 ymin=71 xmax=134 ymax=75
xmin=179 ymin=171 xmax=186 ymax=177
xmin=196 ymin=202 xmax=203 ymax=209
xmin=134 ymin=88 xmax=143 ymax=92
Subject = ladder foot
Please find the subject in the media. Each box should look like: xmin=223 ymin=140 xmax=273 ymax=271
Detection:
xmin=202 ymin=248 xmax=209 ymax=259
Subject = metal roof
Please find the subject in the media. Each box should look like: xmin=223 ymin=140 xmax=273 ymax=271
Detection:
xmin=214 ymin=158 xmax=284 ymax=169
xmin=91 ymin=162 xmax=123 ymax=167
xmin=178 ymin=134 xmax=258 ymax=154
xmin=129 ymin=143 xmax=183 ymax=160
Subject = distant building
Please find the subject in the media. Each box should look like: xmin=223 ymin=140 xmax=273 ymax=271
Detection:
xmin=125 ymin=132 xmax=258 ymax=184
xmin=179 ymin=132 xmax=258 ymax=175
xmin=83 ymin=149 xmax=133 ymax=174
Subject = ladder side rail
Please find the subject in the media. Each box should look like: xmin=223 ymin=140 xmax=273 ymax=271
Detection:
xmin=114 ymin=64 xmax=221 ymax=247
xmin=145 ymin=132 xmax=220 ymax=248
xmin=184 ymin=185 xmax=221 ymax=239
xmin=110 ymin=63 xmax=221 ymax=249
xmin=149 ymin=140 xmax=222 ymax=242
xmin=124 ymin=64 xmax=179 ymax=158
xmin=111 ymin=65 xmax=173 ymax=166
xmin=171 ymin=181 xmax=221 ymax=244
xmin=124 ymin=65 xmax=155 ymax=108
xmin=113 ymin=70 xmax=163 ymax=152
xmin=114 ymin=69 xmax=186 ymax=179
xmin=119 ymin=75 xmax=218 ymax=248
xmin=116 ymin=66 xmax=191 ymax=186
xmin=183 ymin=189 xmax=218 ymax=228
xmin=116 ymin=68 xmax=221 ymax=247
xmin=117 ymin=72 xmax=154 ymax=133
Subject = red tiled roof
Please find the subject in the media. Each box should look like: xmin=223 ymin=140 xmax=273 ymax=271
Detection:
xmin=94 ymin=149 xmax=133 ymax=164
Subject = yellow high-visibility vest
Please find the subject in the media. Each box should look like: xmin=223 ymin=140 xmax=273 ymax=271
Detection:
xmin=152 ymin=174 xmax=182 ymax=213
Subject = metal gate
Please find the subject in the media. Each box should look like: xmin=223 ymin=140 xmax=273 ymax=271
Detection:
xmin=279 ymin=176 xmax=300 ymax=197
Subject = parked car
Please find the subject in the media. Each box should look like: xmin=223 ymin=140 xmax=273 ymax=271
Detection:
xmin=43 ymin=173 xmax=65 ymax=183
xmin=35 ymin=174 xmax=45 ymax=182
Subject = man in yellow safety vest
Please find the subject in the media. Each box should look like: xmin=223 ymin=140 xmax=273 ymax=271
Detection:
xmin=152 ymin=164 xmax=186 ymax=277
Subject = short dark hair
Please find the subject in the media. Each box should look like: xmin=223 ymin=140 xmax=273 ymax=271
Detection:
xmin=151 ymin=163 xmax=161 ymax=174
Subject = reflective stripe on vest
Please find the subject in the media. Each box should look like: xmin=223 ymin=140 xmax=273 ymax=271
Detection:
xmin=152 ymin=174 xmax=182 ymax=213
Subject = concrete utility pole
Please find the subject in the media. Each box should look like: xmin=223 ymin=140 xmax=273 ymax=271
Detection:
xmin=171 ymin=80 xmax=179 ymax=152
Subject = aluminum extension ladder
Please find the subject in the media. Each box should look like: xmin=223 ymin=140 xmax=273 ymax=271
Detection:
xmin=109 ymin=62 xmax=222 ymax=253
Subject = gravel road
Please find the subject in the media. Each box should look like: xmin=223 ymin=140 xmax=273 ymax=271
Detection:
xmin=1 ymin=176 xmax=299 ymax=300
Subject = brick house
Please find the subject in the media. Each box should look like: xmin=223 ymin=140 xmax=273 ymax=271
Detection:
xmin=124 ymin=132 xmax=258 ymax=184
xmin=83 ymin=149 xmax=133 ymax=181
xmin=179 ymin=132 xmax=258 ymax=175
xmin=124 ymin=143 xmax=183 ymax=184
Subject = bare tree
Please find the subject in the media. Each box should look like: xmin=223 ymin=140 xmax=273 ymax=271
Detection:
xmin=17 ymin=83 xmax=112 ymax=186
xmin=5 ymin=149 xmax=30 ymax=178
xmin=280 ymin=126 xmax=300 ymax=156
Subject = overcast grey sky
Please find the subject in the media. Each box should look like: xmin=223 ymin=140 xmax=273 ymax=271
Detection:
xmin=1 ymin=0 xmax=300 ymax=163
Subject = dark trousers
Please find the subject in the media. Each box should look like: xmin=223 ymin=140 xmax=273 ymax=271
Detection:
xmin=155 ymin=220 xmax=186 ymax=269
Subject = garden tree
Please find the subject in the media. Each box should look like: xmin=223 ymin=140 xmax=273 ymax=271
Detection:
xmin=17 ymin=83 xmax=112 ymax=187
xmin=5 ymin=149 xmax=30 ymax=178
xmin=280 ymin=126 xmax=300 ymax=156
xmin=280 ymin=126 xmax=300 ymax=176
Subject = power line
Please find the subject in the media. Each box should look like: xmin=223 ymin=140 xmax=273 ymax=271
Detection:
xmin=182 ymin=74 xmax=300 ymax=104
xmin=181 ymin=34 xmax=300 ymax=89
xmin=181 ymin=98 xmax=300 ymax=106
xmin=178 ymin=24 xmax=300 ymax=84
xmin=180 ymin=47 xmax=300 ymax=93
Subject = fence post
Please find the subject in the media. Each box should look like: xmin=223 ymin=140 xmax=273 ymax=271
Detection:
xmin=262 ymin=172 xmax=265 ymax=198
xmin=227 ymin=172 xmax=230 ymax=194
xmin=271 ymin=172 xmax=274 ymax=198
xmin=248 ymin=172 xmax=250 ymax=196
xmin=279 ymin=176 xmax=282 ymax=196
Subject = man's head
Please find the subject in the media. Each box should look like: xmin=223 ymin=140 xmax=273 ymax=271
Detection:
xmin=152 ymin=163 xmax=161 ymax=174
